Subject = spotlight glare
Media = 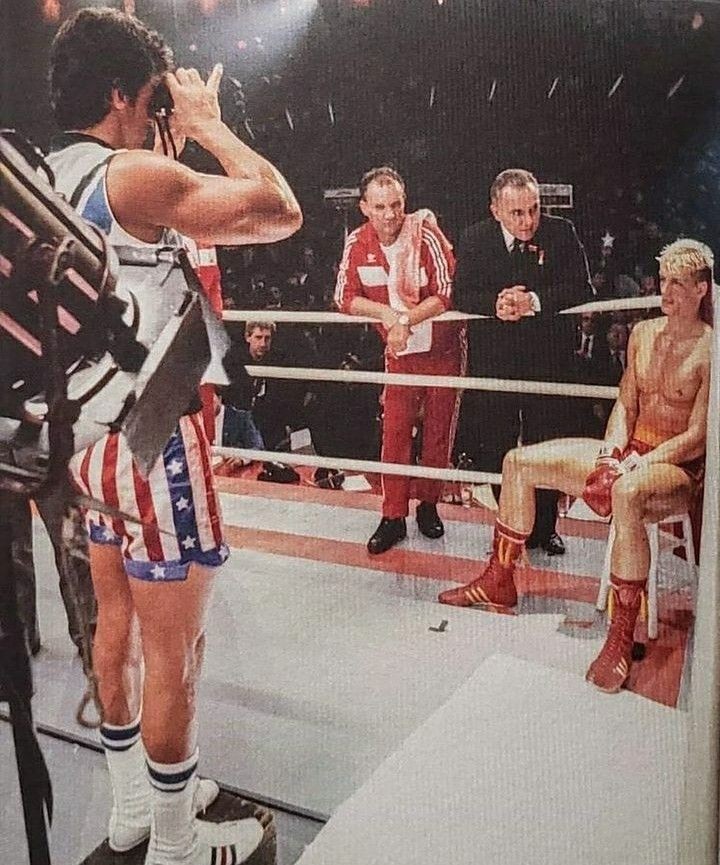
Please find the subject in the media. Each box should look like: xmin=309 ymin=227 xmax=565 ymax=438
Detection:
xmin=40 ymin=0 xmax=61 ymax=22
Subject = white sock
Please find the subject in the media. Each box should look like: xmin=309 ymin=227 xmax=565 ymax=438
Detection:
xmin=100 ymin=714 xmax=152 ymax=852
xmin=145 ymin=750 xmax=262 ymax=865
xmin=146 ymin=750 xmax=200 ymax=864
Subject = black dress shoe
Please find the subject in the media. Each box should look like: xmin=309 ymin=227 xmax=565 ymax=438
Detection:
xmin=416 ymin=502 xmax=444 ymax=539
xmin=525 ymin=534 xmax=541 ymax=550
xmin=367 ymin=517 xmax=407 ymax=555
xmin=543 ymin=533 xmax=566 ymax=556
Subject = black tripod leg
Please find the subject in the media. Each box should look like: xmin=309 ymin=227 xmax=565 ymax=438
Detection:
xmin=0 ymin=518 xmax=53 ymax=865
xmin=8 ymin=694 xmax=53 ymax=865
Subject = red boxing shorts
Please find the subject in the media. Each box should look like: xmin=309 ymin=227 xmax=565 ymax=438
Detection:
xmin=624 ymin=438 xmax=705 ymax=487
xmin=69 ymin=412 xmax=229 ymax=581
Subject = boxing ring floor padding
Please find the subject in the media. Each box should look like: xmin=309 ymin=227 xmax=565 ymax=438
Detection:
xmin=216 ymin=491 xmax=608 ymax=580
xmin=296 ymin=654 xmax=686 ymax=865
xmin=26 ymin=486 xmax=693 ymax=817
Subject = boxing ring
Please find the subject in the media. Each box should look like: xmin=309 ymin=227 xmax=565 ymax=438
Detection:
xmin=7 ymin=294 xmax=717 ymax=864
xmin=212 ymin=292 xmax=720 ymax=865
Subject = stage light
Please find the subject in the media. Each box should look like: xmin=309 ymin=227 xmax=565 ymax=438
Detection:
xmin=40 ymin=0 xmax=61 ymax=22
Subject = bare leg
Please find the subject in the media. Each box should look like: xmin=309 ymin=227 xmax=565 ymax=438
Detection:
xmin=439 ymin=437 xmax=600 ymax=608
xmin=128 ymin=563 xmax=216 ymax=763
xmin=497 ymin=437 xmax=600 ymax=532
xmin=90 ymin=543 xmax=142 ymax=725
xmin=130 ymin=565 xmax=263 ymax=864
xmin=587 ymin=462 xmax=694 ymax=693
xmin=90 ymin=543 xmax=152 ymax=852
xmin=610 ymin=463 xmax=693 ymax=581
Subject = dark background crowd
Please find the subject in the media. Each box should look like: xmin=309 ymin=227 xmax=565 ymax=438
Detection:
xmin=5 ymin=0 xmax=719 ymax=463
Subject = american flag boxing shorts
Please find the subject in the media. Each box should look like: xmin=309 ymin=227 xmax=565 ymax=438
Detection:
xmin=69 ymin=411 xmax=229 ymax=581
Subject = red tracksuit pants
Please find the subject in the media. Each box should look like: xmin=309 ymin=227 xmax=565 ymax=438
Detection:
xmin=381 ymin=349 xmax=462 ymax=518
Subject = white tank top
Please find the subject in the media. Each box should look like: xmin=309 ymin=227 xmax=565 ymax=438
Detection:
xmin=47 ymin=139 xmax=179 ymax=250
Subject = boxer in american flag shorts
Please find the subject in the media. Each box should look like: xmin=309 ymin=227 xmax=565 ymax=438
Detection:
xmin=48 ymin=9 xmax=302 ymax=864
xmin=70 ymin=413 xmax=229 ymax=581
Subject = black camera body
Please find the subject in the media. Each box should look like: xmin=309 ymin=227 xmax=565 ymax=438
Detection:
xmin=150 ymin=79 xmax=174 ymax=117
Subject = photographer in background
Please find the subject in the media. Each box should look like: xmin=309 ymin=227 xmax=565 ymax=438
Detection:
xmin=219 ymin=321 xmax=274 ymax=451
xmin=47 ymin=8 xmax=301 ymax=863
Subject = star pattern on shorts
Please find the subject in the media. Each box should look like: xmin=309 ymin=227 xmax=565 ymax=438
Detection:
xmin=167 ymin=458 xmax=184 ymax=477
xmin=151 ymin=564 xmax=165 ymax=580
xmin=601 ymin=231 xmax=615 ymax=249
xmin=181 ymin=535 xmax=197 ymax=550
xmin=175 ymin=496 xmax=190 ymax=512
xmin=102 ymin=527 xmax=116 ymax=542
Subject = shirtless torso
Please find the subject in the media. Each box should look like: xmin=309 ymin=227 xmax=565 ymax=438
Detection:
xmin=631 ymin=316 xmax=712 ymax=451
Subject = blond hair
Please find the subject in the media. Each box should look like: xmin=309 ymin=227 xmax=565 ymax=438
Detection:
xmin=658 ymin=238 xmax=714 ymax=325
xmin=657 ymin=238 xmax=713 ymax=280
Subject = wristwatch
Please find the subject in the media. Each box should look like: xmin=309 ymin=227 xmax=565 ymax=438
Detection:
xmin=396 ymin=313 xmax=411 ymax=327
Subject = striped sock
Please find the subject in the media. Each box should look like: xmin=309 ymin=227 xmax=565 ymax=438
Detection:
xmin=145 ymin=749 xmax=263 ymax=865
xmin=100 ymin=715 xmax=152 ymax=852
xmin=145 ymin=749 xmax=199 ymax=864
xmin=493 ymin=520 xmax=529 ymax=570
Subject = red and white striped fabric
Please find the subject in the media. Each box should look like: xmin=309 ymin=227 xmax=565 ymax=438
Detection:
xmin=333 ymin=219 xmax=457 ymax=355
xmin=69 ymin=412 xmax=228 ymax=581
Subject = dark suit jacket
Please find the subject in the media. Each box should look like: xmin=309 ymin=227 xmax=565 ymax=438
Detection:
xmin=455 ymin=215 xmax=592 ymax=380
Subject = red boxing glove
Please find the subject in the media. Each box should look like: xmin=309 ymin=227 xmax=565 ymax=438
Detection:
xmin=582 ymin=447 xmax=622 ymax=518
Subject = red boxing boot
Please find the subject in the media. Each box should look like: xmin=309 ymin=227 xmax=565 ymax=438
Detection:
xmin=586 ymin=576 xmax=646 ymax=694
xmin=438 ymin=521 xmax=528 ymax=609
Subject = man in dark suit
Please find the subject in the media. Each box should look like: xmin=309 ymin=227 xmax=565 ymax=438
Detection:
xmin=455 ymin=168 xmax=593 ymax=554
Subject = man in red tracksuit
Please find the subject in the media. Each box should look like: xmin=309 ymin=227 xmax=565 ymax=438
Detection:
xmin=335 ymin=166 xmax=463 ymax=554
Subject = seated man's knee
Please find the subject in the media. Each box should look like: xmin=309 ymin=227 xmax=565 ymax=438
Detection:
xmin=611 ymin=473 xmax=646 ymax=516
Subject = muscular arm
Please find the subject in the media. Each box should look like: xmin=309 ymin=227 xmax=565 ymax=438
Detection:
xmin=603 ymin=329 xmax=639 ymax=452
xmin=107 ymin=66 xmax=301 ymax=246
xmin=108 ymin=145 xmax=301 ymax=246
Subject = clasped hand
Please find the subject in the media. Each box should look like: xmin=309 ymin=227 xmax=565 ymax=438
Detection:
xmin=495 ymin=285 xmax=533 ymax=322
xmin=386 ymin=320 xmax=410 ymax=358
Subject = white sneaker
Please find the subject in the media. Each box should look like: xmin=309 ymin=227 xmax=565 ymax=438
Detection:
xmin=110 ymin=777 xmax=220 ymax=852
xmin=145 ymin=816 xmax=264 ymax=865
xmin=187 ymin=817 xmax=264 ymax=865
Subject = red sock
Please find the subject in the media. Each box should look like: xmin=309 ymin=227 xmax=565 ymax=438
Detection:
xmin=493 ymin=520 xmax=530 ymax=570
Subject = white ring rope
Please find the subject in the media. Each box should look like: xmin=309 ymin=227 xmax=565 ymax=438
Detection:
xmin=560 ymin=295 xmax=661 ymax=314
xmin=245 ymin=365 xmax=620 ymax=400
xmin=223 ymin=309 xmax=486 ymax=324
xmin=213 ymin=446 xmax=503 ymax=486
xmin=216 ymin=295 xmax=647 ymax=484
xmin=222 ymin=295 xmax=660 ymax=325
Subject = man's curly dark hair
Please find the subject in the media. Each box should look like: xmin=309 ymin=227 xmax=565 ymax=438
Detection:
xmin=49 ymin=7 xmax=173 ymax=130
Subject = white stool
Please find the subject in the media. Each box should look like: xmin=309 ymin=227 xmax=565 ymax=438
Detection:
xmin=595 ymin=513 xmax=695 ymax=640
